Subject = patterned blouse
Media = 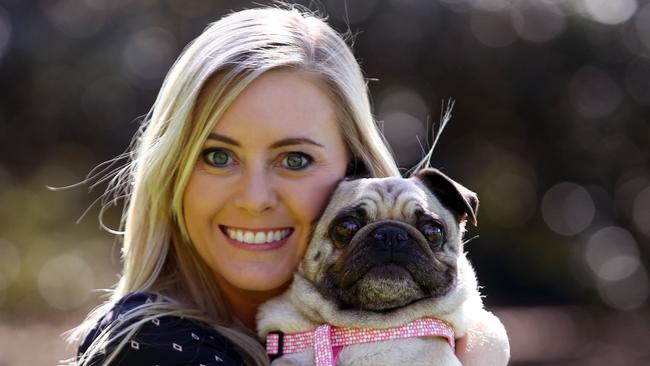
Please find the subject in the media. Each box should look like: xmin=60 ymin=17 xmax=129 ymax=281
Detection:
xmin=77 ymin=293 xmax=247 ymax=365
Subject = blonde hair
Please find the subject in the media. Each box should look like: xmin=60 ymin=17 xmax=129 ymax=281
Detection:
xmin=69 ymin=5 xmax=400 ymax=366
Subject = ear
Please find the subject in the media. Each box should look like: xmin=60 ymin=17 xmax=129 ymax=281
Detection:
xmin=414 ymin=168 xmax=479 ymax=226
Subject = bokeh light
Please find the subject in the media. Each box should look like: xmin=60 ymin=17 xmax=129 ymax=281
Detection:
xmin=542 ymin=182 xmax=596 ymax=236
xmin=597 ymin=255 xmax=640 ymax=281
xmin=376 ymin=85 xmax=429 ymax=167
xmin=470 ymin=9 xmax=517 ymax=47
xmin=469 ymin=0 xmax=513 ymax=13
xmin=582 ymin=0 xmax=638 ymax=25
xmin=634 ymin=3 xmax=650 ymax=51
xmin=614 ymin=172 xmax=649 ymax=220
xmin=584 ymin=226 xmax=649 ymax=309
xmin=585 ymin=226 xmax=639 ymax=281
xmin=42 ymin=0 xmax=107 ymax=38
xmin=569 ymin=65 xmax=623 ymax=119
xmin=632 ymin=187 xmax=650 ymax=237
xmin=511 ymin=1 xmax=566 ymax=43
xmin=620 ymin=9 xmax=650 ymax=58
xmin=37 ymin=254 xmax=95 ymax=311
xmin=382 ymin=111 xmax=427 ymax=167
xmin=597 ymin=265 xmax=649 ymax=310
xmin=121 ymin=27 xmax=177 ymax=80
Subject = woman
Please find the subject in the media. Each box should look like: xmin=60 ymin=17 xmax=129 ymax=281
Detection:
xmin=69 ymin=5 xmax=509 ymax=366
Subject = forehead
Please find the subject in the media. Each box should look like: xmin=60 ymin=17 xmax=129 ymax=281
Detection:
xmin=334 ymin=177 xmax=436 ymax=220
xmin=209 ymin=69 xmax=342 ymax=146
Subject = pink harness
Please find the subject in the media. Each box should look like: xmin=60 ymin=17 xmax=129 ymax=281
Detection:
xmin=266 ymin=318 xmax=455 ymax=366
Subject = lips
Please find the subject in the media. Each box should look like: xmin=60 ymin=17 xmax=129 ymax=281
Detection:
xmin=219 ymin=225 xmax=293 ymax=245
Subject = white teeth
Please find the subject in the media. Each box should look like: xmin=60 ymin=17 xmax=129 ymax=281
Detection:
xmin=225 ymin=227 xmax=291 ymax=244
xmin=254 ymin=232 xmax=266 ymax=244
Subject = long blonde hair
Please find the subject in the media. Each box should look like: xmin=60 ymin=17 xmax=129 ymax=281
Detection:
xmin=69 ymin=5 xmax=400 ymax=366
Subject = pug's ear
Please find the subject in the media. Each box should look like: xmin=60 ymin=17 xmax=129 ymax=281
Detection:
xmin=414 ymin=168 xmax=479 ymax=226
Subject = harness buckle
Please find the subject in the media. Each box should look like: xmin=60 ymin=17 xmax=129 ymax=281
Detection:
xmin=268 ymin=330 xmax=285 ymax=360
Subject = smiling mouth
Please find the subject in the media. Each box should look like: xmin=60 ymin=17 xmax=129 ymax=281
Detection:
xmin=219 ymin=225 xmax=294 ymax=245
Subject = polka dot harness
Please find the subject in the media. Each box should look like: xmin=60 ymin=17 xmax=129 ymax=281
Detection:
xmin=266 ymin=318 xmax=455 ymax=366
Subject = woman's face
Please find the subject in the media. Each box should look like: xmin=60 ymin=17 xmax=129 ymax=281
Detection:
xmin=183 ymin=69 xmax=349 ymax=299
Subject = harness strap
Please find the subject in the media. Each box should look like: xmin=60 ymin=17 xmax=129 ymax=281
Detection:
xmin=266 ymin=318 xmax=455 ymax=366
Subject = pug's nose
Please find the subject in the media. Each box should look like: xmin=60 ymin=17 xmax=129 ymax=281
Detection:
xmin=370 ymin=225 xmax=410 ymax=251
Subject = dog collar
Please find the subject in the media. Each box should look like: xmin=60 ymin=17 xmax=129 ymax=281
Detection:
xmin=265 ymin=318 xmax=455 ymax=366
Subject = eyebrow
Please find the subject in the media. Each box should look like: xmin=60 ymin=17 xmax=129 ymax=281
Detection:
xmin=207 ymin=133 xmax=241 ymax=146
xmin=206 ymin=133 xmax=325 ymax=149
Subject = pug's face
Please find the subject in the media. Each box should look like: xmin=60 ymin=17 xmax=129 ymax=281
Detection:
xmin=300 ymin=168 xmax=478 ymax=312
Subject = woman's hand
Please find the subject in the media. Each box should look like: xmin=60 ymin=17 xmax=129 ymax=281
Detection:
xmin=456 ymin=309 xmax=510 ymax=365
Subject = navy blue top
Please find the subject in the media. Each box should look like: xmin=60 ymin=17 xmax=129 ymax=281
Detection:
xmin=78 ymin=293 xmax=247 ymax=365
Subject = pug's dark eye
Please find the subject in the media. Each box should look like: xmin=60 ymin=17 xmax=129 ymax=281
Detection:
xmin=421 ymin=222 xmax=444 ymax=247
xmin=331 ymin=218 xmax=361 ymax=247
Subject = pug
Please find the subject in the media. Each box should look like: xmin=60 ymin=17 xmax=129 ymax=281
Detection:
xmin=257 ymin=168 xmax=484 ymax=366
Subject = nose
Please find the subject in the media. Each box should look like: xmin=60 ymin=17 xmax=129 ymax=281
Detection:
xmin=234 ymin=165 xmax=278 ymax=215
xmin=370 ymin=225 xmax=410 ymax=252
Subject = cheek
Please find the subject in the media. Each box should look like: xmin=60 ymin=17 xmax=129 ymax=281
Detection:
xmin=182 ymin=171 xmax=225 ymax=242
xmin=183 ymin=175 xmax=204 ymax=227
xmin=292 ymin=170 xmax=347 ymax=224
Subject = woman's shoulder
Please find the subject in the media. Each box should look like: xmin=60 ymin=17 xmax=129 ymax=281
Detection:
xmin=78 ymin=292 xmax=246 ymax=366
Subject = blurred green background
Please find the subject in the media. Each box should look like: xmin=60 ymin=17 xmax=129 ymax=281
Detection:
xmin=0 ymin=0 xmax=648 ymax=365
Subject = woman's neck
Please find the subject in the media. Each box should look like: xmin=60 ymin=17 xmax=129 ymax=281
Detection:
xmin=215 ymin=277 xmax=290 ymax=330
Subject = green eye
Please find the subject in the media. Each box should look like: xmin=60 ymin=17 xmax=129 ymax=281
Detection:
xmin=283 ymin=152 xmax=312 ymax=170
xmin=203 ymin=149 xmax=232 ymax=167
